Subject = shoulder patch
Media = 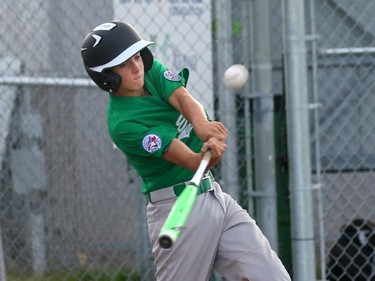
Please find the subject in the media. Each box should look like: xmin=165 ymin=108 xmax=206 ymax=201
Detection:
xmin=163 ymin=70 xmax=182 ymax=82
xmin=142 ymin=134 xmax=162 ymax=153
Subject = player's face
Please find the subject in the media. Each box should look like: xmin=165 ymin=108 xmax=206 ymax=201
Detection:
xmin=112 ymin=52 xmax=144 ymax=95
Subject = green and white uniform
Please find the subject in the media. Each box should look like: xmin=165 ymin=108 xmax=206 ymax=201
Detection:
xmin=107 ymin=59 xmax=291 ymax=281
xmin=108 ymin=59 xmax=204 ymax=193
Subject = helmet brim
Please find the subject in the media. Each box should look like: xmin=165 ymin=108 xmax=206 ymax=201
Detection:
xmin=89 ymin=39 xmax=153 ymax=72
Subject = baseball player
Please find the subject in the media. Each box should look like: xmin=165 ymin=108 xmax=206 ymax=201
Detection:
xmin=81 ymin=20 xmax=291 ymax=281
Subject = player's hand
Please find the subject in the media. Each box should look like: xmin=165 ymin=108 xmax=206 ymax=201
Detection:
xmin=201 ymin=137 xmax=228 ymax=168
xmin=194 ymin=120 xmax=228 ymax=142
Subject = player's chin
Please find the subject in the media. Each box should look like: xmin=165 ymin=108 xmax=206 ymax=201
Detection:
xmin=136 ymin=76 xmax=145 ymax=84
xmin=131 ymin=79 xmax=144 ymax=89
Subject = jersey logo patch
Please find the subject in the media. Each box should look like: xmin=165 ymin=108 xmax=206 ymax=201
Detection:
xmin=142 ymin=134 xmax=162 ymax=153
xmin=163 ymin=70 xmax=181 ymax=82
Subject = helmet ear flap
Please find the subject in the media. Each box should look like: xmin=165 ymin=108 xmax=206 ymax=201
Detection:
xmin=140 ymin=48 xmax=153 ymax=71
xmin=85 ymin=67 xmax=121 ymax=93
xmin=102 ymin=70 xmax=121 ymax=93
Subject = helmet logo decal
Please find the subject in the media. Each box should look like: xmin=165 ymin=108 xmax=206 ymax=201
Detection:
xmin=163 ymin=70 xmax=182 ymax=82
xmin=92 ymin=34 xmax=102 ymax=47
xmin=93 ymin=22 xmax=117 ymax=31
xmin=142 ymin=134 xmax=162 ymax=153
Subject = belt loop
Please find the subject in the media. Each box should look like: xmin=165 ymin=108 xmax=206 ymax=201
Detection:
xmin=146 ymin=193 xmax=152 ymax=204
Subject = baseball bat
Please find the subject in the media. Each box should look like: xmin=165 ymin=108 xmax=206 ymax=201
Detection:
xmin=158 ymin=151 xmax=212 ymax=249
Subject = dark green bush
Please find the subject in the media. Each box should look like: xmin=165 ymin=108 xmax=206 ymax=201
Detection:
xmin=8 ymin=268 xmax=141 ymax=281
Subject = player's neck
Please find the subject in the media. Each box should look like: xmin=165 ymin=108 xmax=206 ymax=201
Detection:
xmin=114 ymin=87 xmax=150 ymax=97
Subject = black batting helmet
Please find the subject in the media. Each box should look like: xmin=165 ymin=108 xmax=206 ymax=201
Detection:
xmin=81 ymin=21 xmax=154 ymax=92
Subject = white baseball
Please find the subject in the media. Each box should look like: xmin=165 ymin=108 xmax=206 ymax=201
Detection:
xmin=223 ymin=64 xmax=249 ymax=90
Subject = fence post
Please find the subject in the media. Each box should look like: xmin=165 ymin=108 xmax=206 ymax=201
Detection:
xmin=0 ymin=225 xmax=6 ymax=281
xmin=250 ymin=0 xmax=278 ymax=251
xmin=214 ymin=0 xmax=240 ymax=200
xmin=282 ymin=0 xmax=317 ymax=280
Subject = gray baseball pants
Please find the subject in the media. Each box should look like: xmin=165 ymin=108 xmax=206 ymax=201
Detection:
xmin=147 ymin=182 xmax=291 ymax=281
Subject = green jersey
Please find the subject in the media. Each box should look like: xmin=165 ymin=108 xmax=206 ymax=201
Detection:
xmin=107 ymin=59 xmax=206 ymax=194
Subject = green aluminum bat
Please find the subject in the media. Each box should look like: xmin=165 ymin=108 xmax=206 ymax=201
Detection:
xmin=158 ymin=151 xmax=212 ymax=249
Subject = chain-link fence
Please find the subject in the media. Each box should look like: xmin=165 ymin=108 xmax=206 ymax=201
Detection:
xmin=1 ymin=0 xmax=374 ymax=280
xmin=312 ymin=1 xmax=375 ymax=280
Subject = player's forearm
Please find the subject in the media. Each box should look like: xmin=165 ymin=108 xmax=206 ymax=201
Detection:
xmin=163 ymin=139 xmax=202 ymax=171
xmin=169 ymin=87 xmax=228 ymax=142
xmin=170 ymin=87 xmax=208 ymax=127
xmin=163 ymin=138 xmax=227 ymax=172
